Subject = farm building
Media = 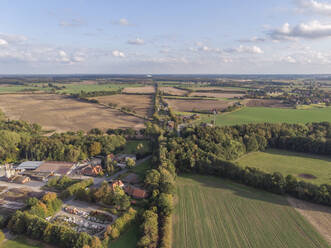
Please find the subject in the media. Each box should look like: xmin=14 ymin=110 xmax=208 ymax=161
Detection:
xmin=110 ymin=180 xmax=124 ymax=190
xmin=90 ymin=157 xmax=102 ymax=166
xmin=81 ymin=164 xmax=103 ymax=176
xmin=0 ymin=164 xmax=16 ymax=178
xmin=21 ymin=171 xmax=51 ymax=181
xmin=34 ymin=161 xmax=76 ymax=176
xmin=16 ymin=161 xmax=44 ymax=171
xmin=115 ymin=154 xmax=136 ymax=163
xmin=124 ymin=185 xmax=148 ymax=199
xmin=9 ymin=175 xmax=31 ymax=184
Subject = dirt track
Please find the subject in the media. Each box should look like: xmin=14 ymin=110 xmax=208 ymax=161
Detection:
xmin=287 ymin=197 xmax=331 ymax=245
xmin=0 ymin=94 xmax=145 ymax=132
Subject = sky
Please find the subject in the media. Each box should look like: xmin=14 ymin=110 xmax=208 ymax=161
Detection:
xmin=1 ymin=0 xmax=331 ymax=74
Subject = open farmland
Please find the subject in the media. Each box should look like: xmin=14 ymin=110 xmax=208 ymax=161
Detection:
xmin=189 ymin=87 xmax=247 ymax=92
xmin=173 ymin=175 xmax=329 ymax=248
xmin=236 ymin=149 xmax=331 ymax=185
xmin=203 ymin=106 xmax=331 ymax=126
xmin=165 ymin=98 xmax=235 ymax=112
xmin=56 ymin=83 xmax=137 ymax=94
xmin=91 ymin=94 xmax=153 ymax=117
xmin=122 ymin=86 xmax=155 ymax=94
xmin=243 ymin=99 xmax=290 ymax=108
xmin=189 ymin=91 xmax=244 ymax=99
xmin=159 ymin=86 xmax=189 ymax=96
xmin=0 ymin=94 xmax=145 ymax=132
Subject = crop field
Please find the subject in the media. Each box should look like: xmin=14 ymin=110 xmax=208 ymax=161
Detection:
xmin=159 ymin=86 xmax=189 ymax=96
xmin=0 ymin=94 xmax=145 ymax=132
xmin=164 ymin=98 xmax=235 ymax=112
xmin=287 ymin=197 xmax=331 ymax=245
xmin=0 ymin=85 xmax=52 ymax=93
xmin=202 ymin=107 xmax=331 ymax=126
xmin=173 ymin=174 xmax=329 ymax=248
xmin=189 ymin=91 xmax=244 ymax=98
xmin=236 ymin=149 xmax=331 ymax=185
xmin=92 ymin=94 xmax=153 ymax=117
xmin=122 ymin=86 xmax=155 ymax=94
xmin=56 ymin=83 xmax=140 ymax=94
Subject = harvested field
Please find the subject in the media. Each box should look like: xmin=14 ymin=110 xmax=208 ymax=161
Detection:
xmin=190 ymin=87 xmax=247 ymax=92
xmin=159 ymin=87 xmax=188 ymax=96
xmin=190 ymin=92 xmax=244 ymax=98
xmin=122 ymin=86 xmax=155 ymax=94
xmin=287 ymin=197 xmax=331 ymax=245
xmin=0 ymin=94 xmax=145 ymax=132
xmin=92 ymin=94 xmax=153 ymax=117
xmin=244 ymin=99 xmax=290 ymax=108
xmin=164 ymin=98 xmax=235 ymax=112
xmin=173 ymin=174 xmax=329 ymax=248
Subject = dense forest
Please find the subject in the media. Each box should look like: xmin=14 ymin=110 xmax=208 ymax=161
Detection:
xmin=0 ymin=113 xmax=126 ymax=163
xmin=161 ymin=122 xmax=331 ymax=206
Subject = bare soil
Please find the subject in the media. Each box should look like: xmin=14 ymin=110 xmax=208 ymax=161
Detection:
xmin=299 ymin=173 xmax=317 ymax=179
xmin=287 ymin=197 xmax=331 ymax=245
xmin=122 ymin=86 xmax=155 ymax=94
xmin=190 ymin=92 xmax=244 ymax=98
xmin=164 ymin=98 xmax=235 ymax=112
xmin=0 ymin=93 xmax=145 ymax=132
xmin=91 ymin=94 xmax=153 ymax=117
xmin=159 ymin=87 xmax=189 ymax=96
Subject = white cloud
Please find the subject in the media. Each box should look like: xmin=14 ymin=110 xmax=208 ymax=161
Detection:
xmin=269 ymin=20 xmax=331 ymax=39
xmin=59 ymin=18 xmax=85 ymax=27
xmin=112 ymin=50 xmax=125 ymax=58
xmin=296 ymin=0 xmax=331 ymax=15
xmin=225 ymin=45 xmax=264 ymax=54
xmin=281 ymin=56 xmax=297 ymax=63
xmin=0 ymin=33 xmax=27 ymax=44
xmin=114 ymin=18 xmax=130 ymax=26
xmin=238 ymin=36 xmax=266 ymax=43
xmin=0 ymin=39 xmax=8 ymax=46
xmin=127 ymin=38 xmax=145 ymax=45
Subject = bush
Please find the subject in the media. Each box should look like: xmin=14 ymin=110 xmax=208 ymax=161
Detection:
xmin=0 ymin=229 xmax=4 ymax=243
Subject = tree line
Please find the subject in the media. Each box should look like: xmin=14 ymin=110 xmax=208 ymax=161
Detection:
xmin=163 ymin=122 xmax=331 ymax=206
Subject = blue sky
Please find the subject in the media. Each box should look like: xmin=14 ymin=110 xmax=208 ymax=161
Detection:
xmin=1 ymin=0 xmax=331 ymax=74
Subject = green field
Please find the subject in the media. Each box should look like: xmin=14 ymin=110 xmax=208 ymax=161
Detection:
xmin=121 ymin=140 xmax=151 ymax=154
xmin=109 ymin=224 xmax=139 ymax=248
xmin=56 ymin=83 xmax=141 ymax=94
xmin=130 ymin=157 xmax=152 ymax=180
xmin=236 ymin=149 xmax=331 ymax=185
xmin=0 ymin=236 xmax=45 ymax=248
xmin=173 ymin=174 xmax=329 ymax=248
xmin=0 ymin=85 xmax=51 ymax=93
xmin=203 ymin=107 xmax=331 ymax=126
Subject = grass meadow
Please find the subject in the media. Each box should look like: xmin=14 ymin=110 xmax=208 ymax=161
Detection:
xmin=236 ymin=149 xmax=331 ymax=185
xmin=0 ymin=237 xmax=46 ymax=248
xmin=108 ymin=224 xmax=139 ymax=248
xmin=173 ymin=174 xmax=329 ymax=248
xmin=203 ymin=106 xmax=331 ymax=126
